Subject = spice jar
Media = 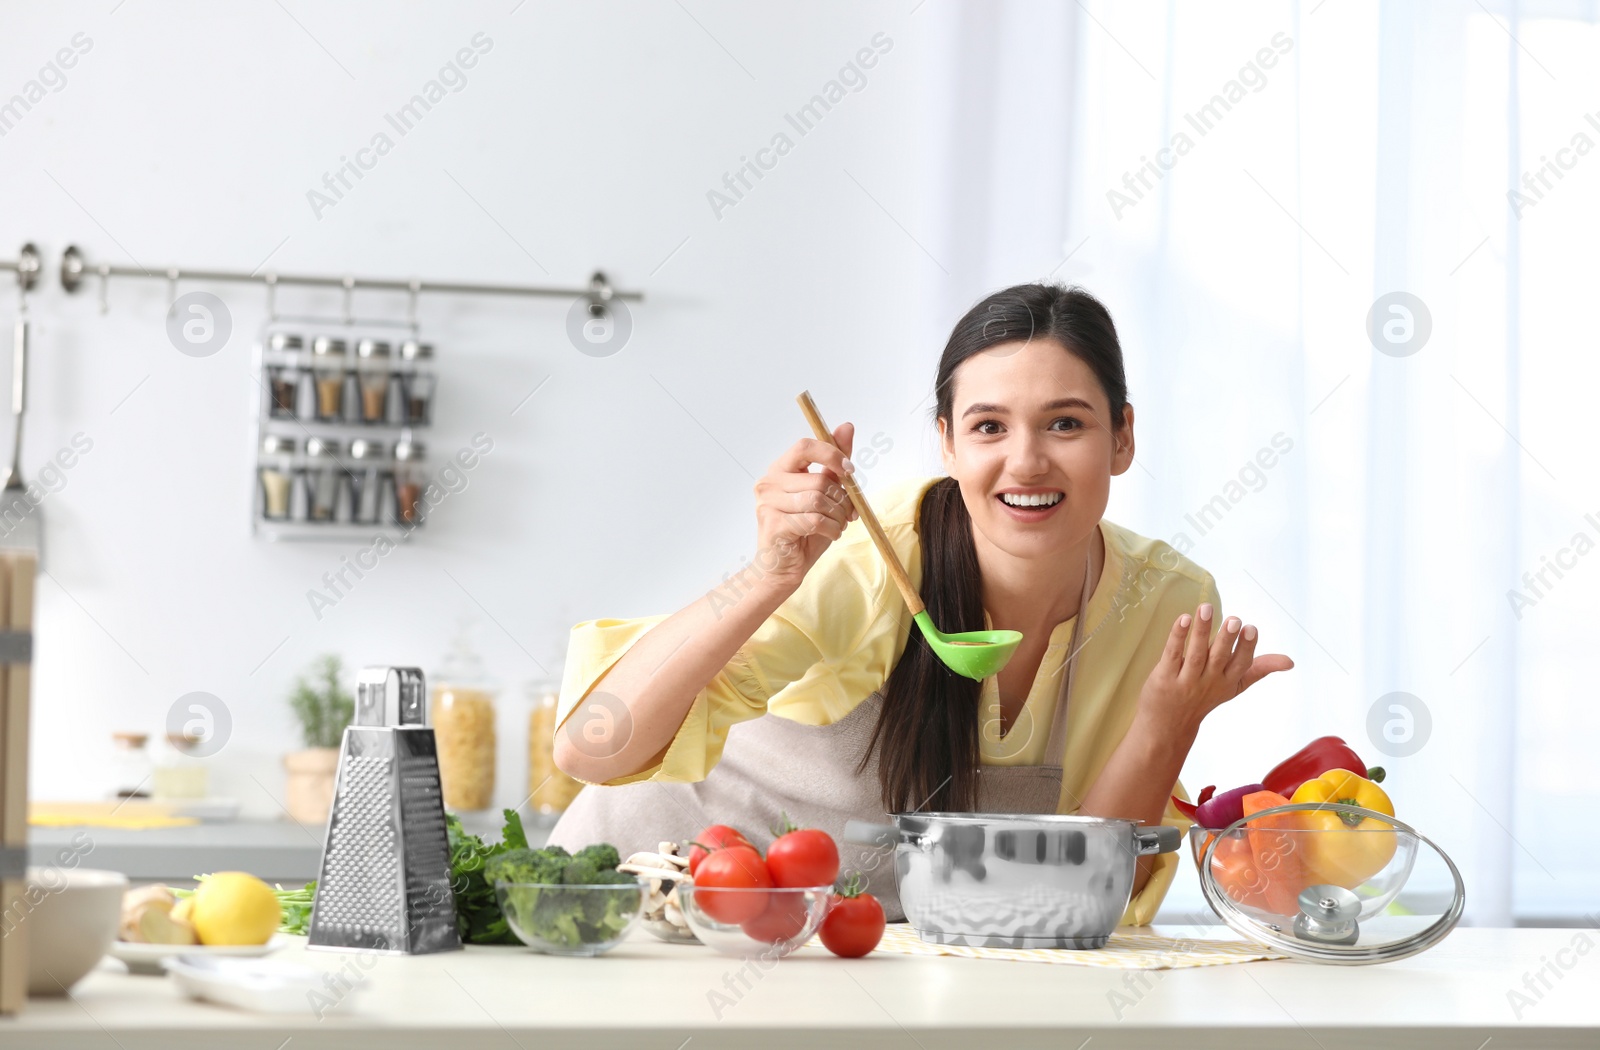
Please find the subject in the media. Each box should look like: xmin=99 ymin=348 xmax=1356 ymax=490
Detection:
xmin=431 ymin=632 xmax=497 ymax=811
xmin=527 ymin=680 xmax=584 ymax=819
xmin=346 ymin=438 xmax=389 ymax=525
xmin=265 ymin=332 xmax=305 ymax=419
xmin=258 ymin=434 xmax=297 ymax=521
xmin=302 ymin=436 xmax=345 ymax=522
xmin=399 ymin=339 xmax=436 ymax=425
xmin=110 ymin=732 xmax=153 ymax=799
xmin=392 ymin=434 xmax=426 ymax=526
xmin=311 ymin=336 xmax=349 ymax=422
xmin=356 ymin=338 xmax=391 ymax=424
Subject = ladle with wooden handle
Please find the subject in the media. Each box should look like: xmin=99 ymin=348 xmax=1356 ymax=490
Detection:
xmin=795 ymin=390 xmax=1022 ymax=680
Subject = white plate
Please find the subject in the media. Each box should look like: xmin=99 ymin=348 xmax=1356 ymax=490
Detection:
xmin=165 ymin=954 xmax=361 ymax=1015
xmin=108 ymin=934 xmax=288 ymax=976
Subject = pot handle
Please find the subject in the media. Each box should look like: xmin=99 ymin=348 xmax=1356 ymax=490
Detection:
xmin=843 ymin=819 xmax=929 ymax=851
xmin=1135 ymin=824 xmax=1182 ymax=855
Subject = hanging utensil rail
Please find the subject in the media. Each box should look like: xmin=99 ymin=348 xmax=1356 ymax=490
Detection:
xmin=0 ymin=245 xmax=41 ymax=294
xmin=56 ymin=244 xmax=639 ymax=318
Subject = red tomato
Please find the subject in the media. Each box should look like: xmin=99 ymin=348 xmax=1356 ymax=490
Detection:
xmin=819 ymin=891 xmax=885 ymax=958
xmin=765 ymin=828 xmax=840 ymax=889
xmin=740 ymin=891 xmax=810 ymax=944
xmin=686 ymin=824 xmax=751 ymax=876
xmin=692 ymin=845 xmax=771 ymax=924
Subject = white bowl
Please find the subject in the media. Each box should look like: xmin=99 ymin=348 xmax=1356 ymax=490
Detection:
xmin=20 ymin=867 xmax=128 ymax=996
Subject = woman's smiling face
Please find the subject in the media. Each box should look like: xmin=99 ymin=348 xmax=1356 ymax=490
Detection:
xmin=938 ymin=338 xmax=1135 ymax=559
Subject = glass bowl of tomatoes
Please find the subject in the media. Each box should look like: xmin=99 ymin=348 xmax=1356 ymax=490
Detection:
xmin=677 ymin=884 xmax=835 ymax=959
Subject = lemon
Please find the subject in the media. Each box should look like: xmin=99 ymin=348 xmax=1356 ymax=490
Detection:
xmin=189 ymin=872 xmax=280 ymax=946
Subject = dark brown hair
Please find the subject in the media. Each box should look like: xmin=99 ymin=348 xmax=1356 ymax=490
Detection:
xmin=860 ymin=283 xmax=1129 ymax=813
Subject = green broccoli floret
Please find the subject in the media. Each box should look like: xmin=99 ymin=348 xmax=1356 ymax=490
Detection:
xmin=584 ymin=883 xmax=636 ymax=939
xmin=543 ymin=886 xmax=606 ymax=948
xmin=562 ymin=857 xmax=602 ymax=885
xmin=571 ymin=843 xmax=620 ymax=871
xmin=540 ymin=901 xmax=584 ymax=949
xmin=485 ymin=846 xmax=569 ymax=886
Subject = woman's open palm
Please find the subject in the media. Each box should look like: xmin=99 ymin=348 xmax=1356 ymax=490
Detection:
xmin=1137 ymin=603 xmax=1294 ymax=730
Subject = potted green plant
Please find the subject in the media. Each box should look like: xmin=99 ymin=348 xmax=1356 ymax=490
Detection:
xmin=282 ymin=654 xmax=355 ymax=825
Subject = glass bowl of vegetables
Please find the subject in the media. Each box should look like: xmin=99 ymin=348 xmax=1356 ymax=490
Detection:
xmin=1190 ymin=804 xmax=1420 ymax=925
xmin=486 ymin=842 xmax=647 ymax=956
xmin=677 ymin=885 xmax=834 ymax=960
xmin=494 ymin=880 xmax=647 ymax=956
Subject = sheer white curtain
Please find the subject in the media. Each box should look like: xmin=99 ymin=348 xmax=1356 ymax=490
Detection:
xmin=915 ymin=0 xmax=1597 ymax=925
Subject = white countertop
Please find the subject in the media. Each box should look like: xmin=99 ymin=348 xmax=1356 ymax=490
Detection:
xmin=7 ymin=924 xmax=1597 ymax=1049
xmin=27 ymin=814 xmax=553 ymax=885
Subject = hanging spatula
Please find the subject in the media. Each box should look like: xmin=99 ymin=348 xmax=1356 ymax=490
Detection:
xmin=0 ymin=308 xmax=38 ymax=556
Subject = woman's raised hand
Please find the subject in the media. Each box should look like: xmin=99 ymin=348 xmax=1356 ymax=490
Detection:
xmin=752 ymin=422 xmax=859 ymax=592
xmin=1136 ymin=603 xmax=1294 ymax=733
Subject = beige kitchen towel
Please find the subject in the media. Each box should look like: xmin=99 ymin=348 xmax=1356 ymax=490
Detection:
xmin=818 ymin=922 xmax=1287 ymax=968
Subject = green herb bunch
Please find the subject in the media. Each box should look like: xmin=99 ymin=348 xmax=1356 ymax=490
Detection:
xmin=288 ymin=654 xmax=356 ymax=750
xmin=447 ymin=808 xmax=531 ymax=944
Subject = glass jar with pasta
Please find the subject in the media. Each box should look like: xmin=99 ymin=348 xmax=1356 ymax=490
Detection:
xmin=430 ymin=634 xmax=497 ymax=811
xmin=527 ymin=679 xmax=584 ymax=821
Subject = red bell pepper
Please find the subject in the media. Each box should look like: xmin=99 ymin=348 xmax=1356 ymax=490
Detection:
xmin=1261 ymin=736 xmax=1385 ymax=798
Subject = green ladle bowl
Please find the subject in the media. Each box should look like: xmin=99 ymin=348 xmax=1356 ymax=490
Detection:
xmin=797 ymin=391 xmax=1024 ymax=681
xmin=913 ymin=610 xmax=1024 ymax=680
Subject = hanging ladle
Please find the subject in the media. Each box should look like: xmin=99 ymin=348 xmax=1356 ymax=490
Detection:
xmin=796 ymin=391 xmax=1022 ymax=680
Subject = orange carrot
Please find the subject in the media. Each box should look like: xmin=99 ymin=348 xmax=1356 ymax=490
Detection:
xmin=1241 ymin=789 xmax=1307 ymax=914
xmin=1208 ymin=833 xmax=1271 ymax=910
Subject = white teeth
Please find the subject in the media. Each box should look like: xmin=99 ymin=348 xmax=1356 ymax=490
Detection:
xmin=1000 ymin=492 xmax=1063 ymax=508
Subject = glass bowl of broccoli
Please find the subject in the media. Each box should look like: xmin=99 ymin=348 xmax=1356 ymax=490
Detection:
xmin=487 ymin=843 xmax=647 ymax=956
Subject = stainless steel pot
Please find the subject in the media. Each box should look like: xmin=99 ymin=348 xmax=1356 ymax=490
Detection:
xmin=844 ymin=812 xmax=1182 ymax=949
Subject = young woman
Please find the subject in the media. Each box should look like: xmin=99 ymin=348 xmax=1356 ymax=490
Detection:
xmin=549 ymin=284 xmax=1292 ymax=924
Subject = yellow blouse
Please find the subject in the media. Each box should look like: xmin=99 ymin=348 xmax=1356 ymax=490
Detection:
xmin=555 ymin=474 xmax=1218 ymax=925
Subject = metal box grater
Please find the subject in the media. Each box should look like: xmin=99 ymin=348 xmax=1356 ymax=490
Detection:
xmin=307 ymin=666 xmax=462 ymax=954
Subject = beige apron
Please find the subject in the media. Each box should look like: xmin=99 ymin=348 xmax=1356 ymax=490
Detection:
xmin=548 ymin=546 xmax=1098 ymax=923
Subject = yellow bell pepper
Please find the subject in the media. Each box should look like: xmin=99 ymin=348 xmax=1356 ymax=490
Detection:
xmin=1289 ymin=770 xmax=1397 ymax=890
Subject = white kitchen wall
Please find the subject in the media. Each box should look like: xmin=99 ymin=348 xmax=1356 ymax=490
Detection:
xmin=0 ymin=0 xmax=956 ymax=817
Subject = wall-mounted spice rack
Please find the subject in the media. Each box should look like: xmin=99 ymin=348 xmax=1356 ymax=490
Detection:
xmin=252 ymin=319 xmax=435 ymax=541
xmin=52 ymin=245 xmax=642 ymax=543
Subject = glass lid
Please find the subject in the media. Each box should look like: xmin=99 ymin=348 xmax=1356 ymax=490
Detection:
xmin=1192 ymin=801 xmax=1465 ymax=965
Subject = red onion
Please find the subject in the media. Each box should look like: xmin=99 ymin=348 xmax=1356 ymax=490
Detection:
xmin=1193 ymin=783 xmax=1265 ymax=829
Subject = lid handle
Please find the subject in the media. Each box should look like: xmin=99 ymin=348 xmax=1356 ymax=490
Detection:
xmin=1293 ymin=884 xmax=1362 ymax=945
xmin=1134 ymin=824 xmax=1182 ymax=855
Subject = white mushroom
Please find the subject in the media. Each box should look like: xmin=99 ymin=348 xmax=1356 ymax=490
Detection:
xmin=618 ymin=843 xmax=695 ymax=938
xmin=663 ymin=882 xmax=688 ymax=926
xmin=618 ymin=851 xmax=690 ymax=873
